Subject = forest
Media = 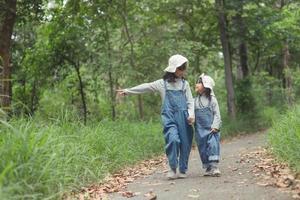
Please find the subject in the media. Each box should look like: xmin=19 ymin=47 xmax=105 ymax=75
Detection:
xmin=1 ymin=0 xmax=300 ymax=199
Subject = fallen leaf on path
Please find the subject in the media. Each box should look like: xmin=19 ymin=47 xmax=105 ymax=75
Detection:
xmin=144 ymin=191 xmax=157 ymax=200
xmin=257 ymin=182 xmax=271 ymax=187
xmin=147 ymin=182 xmax=163 ymax=186
xmin=292 ymin=194 xmax=300 ymax=199
xmin=65 ymin=155 xmax=167 ymax=199
xmin=242 ymin=147 xmax=300 ymax=198
xmin=276 ymin=179 xmax=292 ymax=188
xmin=120 ymin=191 xmax=135 ymax=198
xmin=188 ymin=194 xmax=200 ymax=198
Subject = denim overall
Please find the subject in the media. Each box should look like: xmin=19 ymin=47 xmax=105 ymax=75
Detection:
xmin=161 ymin=80 xmax=193 ymax=173
xmin=195 ymin=97 xmax=220 ymax=169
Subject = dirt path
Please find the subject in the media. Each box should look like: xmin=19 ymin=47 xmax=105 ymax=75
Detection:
xmin=107 ymin=132 xmax=292 ymax=200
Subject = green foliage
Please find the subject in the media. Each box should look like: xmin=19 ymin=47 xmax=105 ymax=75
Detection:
xmin=235 ymin=78 xmax=257 ymax=117
xmin=3 ymin=0 xmax=300 ymax=198
xmin=251 ymin=72 xmax=286 ymax=108
xmin=8 ymin=0 xmax=300 ymax=122
xmin=258 ymin=106 xmax=281 ymax=127
xmin=291 ymin=68 xmax=300 ymax=99
xmin=216 ymin=72 xmax=289 ymax=138
xmin=36 ymin=85 xmax=79 ymax=121
xmin=268 ymin=104 xmax=300 ymax=172
xmin=0 ymin=119 xmax=163 ymax=199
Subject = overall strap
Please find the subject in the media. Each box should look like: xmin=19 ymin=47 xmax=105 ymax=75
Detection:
xmin=163 ymin=80 xmax=167 ymax=90
xmin=164 ymin=79 xmax=185 ymax=91
xmin=181 ymin=79 xmax=185 ymax=91
xmin=197 ymin=95 xmax=203 ymax=107
xmin=197 ymin=95 xmax=212 ymax=108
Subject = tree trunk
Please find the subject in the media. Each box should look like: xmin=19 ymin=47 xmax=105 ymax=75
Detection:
xmin=0 ymin=0 xmax=17 ymax=112
xmin=263 ymin=57 xmax=273 ymax=105
xmin=235 ymin=13 xmax=249 ymax=78
xmin=278 ymin=1 xmax=293 ymax=106
xmin=239 ymin=41 xmax=249 ymax=77
xmin=253 ymin=49 xmax=260 ymax=74
xmin=108 ymin=70 xmax=116 ymax=120
xmin=104 ymin=20 xmax=116 ymax=120
xmin=74 ymin=62 xmax=87 ymax=125
xmin=63 ymin=56 xmax=88 ymax=124
xmin=195 ymin=51 xmax=201 ymax=74
xmin=283 ymin=42 xmax=293 ymax=106
xmin=215 ymin=0 xmax=236 ymax=119
xmin=120 ymin=0 xmax=144 ymax=120
xmin=30 ymin=78 xmax=37 ymax=114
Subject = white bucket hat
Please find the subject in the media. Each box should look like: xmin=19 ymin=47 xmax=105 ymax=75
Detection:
xmin=164 ymin=54 xmax=188 ymax=73
xmin=199 ymin=73 xmax=215 ymax=91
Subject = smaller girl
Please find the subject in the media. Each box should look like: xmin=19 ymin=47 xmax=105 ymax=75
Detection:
xmin=194 ymin=73 xmax=222 ymax=176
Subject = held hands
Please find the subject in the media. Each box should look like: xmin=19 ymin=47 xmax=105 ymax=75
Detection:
xmin=187 ymin=117 xmax=195 ymax=125
xmin=210 ymin=128 xmax=219 ymax=134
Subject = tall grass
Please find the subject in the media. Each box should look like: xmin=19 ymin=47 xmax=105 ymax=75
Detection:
xmin=268 ymin=105 xmax=300 ymax=172
xmin=219 ymin=106 xmax=281 ymax=138
xmin=0 ymin=118 xmax=163 ymax=199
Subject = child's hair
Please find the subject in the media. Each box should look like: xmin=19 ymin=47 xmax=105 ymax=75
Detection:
xmin=203 ymin=88 xmax=212 ymax=101
xmin=197 ymin=78 xmax=212 ymax=101
xmin=177 ymin=62 xmax=187 ymax=71
xmin=163 ymin=72 xmax=177 ymax=82
xmin=163 ymin=62 xmax=187 ymax=82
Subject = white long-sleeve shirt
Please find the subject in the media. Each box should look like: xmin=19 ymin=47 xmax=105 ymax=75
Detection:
xmin=194 ymin=94 xmax=222 ymax=129
xmin=124 ymin=78 xmax=195 ymax=118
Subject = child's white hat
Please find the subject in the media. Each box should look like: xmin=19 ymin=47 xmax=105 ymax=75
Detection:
xmin=199 ymin=73 xmax=215 ymax=90
xmin=164 ymin=54 xmax=188 ymax=73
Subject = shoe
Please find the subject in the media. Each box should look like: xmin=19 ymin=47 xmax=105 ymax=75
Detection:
xmin=177 ymin=172 xmax=187 ymax=179
xmin=203 ymin=168 xmax=212 ymax=176
xmin=211 ymin=168 xmax=221 ymax=177
xmin=166 ymin=169 xmax=177 ymax=180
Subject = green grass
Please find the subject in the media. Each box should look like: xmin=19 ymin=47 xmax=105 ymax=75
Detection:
xmin=219 ymin=105 xmax=283 ymax=139
xmin=268 ymin=105 xmax=300 ymax=173
xmin=0 ymin=102 xmax=291 ymax=199
xmin=0 ymin=118 xmax=163 ymax=200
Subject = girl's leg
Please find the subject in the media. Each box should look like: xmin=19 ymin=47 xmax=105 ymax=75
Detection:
xmin=176 ymin=112 xmax=193 ymax=174
xmin=194 ymin=121 xmax=211 ymax=169
xmin=207 ymin=132 xmax=220 ymax=163
xmin=163 ymin=126 xmax=180 ymax=170
xmin=195 ymin=132 xmax=210 ymax=169
xmin=207 ymin=132 xmax=221 ymax=176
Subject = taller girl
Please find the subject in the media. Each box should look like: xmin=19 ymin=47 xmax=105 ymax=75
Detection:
xmin=117 ymin=54 xmax=194 ymax=179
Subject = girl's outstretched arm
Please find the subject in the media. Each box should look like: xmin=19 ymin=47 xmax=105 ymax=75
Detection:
xmin=123 ymin=80 xmax=161 ymax=95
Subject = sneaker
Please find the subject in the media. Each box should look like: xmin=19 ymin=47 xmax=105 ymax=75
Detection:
xmin=177 ymin=172 xmax=187 ymax=179
xmin=203 ymin=168 xmax=213 ymax=176
xmin=211 ymin=168 xmax=221 ymax=177
xmin=166 ymin=169 xmax=177 ymax=180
